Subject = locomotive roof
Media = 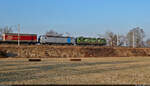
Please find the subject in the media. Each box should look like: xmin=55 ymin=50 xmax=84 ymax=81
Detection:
xmin=42 ymin=35 xmax=74 ymax=38
xmin=3 ymin=33 xmax=37 ymax=35
xmin=77 ymin=36 xmax=105 ymax=39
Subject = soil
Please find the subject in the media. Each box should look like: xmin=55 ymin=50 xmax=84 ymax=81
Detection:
xmin=0 ymin=44 xmax=150 ymax=58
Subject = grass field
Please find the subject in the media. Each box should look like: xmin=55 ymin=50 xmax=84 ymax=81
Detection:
xmin=0 ymin=57 xmax=150 ymax=85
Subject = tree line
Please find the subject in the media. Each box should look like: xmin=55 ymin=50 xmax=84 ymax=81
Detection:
xmin=105 ymin=27 xmax=146 ymax=48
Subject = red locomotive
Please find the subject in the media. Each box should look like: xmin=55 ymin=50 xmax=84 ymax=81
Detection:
xmin=1 ymin=33 xmax=37 ymax=44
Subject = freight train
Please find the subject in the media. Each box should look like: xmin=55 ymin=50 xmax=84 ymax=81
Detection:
xmin=0 ymin=33 xmax=107 ymax=46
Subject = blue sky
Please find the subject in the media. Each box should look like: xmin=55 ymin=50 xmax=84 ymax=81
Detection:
xmin=0 ymin=0 xmax=150 ymax=37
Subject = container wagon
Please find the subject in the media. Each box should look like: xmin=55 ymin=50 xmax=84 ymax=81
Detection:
xmin=0 ymin=33 xmax=37 ymax=44
xmin=38 ymin=35 xmax=75 ymax=45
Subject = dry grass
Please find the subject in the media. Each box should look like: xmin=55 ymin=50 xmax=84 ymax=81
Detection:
xmin=1 ymin=57 xmax=150 ymax=85
xmin=1 ymin=45 xmax=150 ymax=58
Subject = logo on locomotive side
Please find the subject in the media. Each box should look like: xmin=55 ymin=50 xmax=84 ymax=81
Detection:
xmin=7 ymin=36 xmax=20 ymax=40
xmin=7 ymin=36 xmax=13 ymax=40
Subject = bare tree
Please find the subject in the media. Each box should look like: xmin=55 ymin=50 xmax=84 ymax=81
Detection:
xmin=126 ymin=27 xmax=145 ymax=47
xmin=46 ymin=30 xmax=63 ymax=37
xmin=146 ymin=38 xmax=150 ymax=47
xmin=117 ymin=35 xmax=126 ymax=46
xmin=104 ymin=31 xmax=126 ymax=47
xmin=105 ymin=31 xmax=117 ymax=46
xmin=0 ymin=26 xmax=13 ymax=35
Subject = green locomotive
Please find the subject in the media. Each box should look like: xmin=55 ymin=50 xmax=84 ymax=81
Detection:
xmin=76 ymin=37 xmax=107 ymax=45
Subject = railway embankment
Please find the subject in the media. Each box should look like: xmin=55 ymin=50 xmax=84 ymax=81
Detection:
xmin=0 ymin=45 xmax=150 ymax=58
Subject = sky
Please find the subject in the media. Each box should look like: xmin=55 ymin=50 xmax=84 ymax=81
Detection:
xmin=0 ymin=0 xmax=150 ymax=38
